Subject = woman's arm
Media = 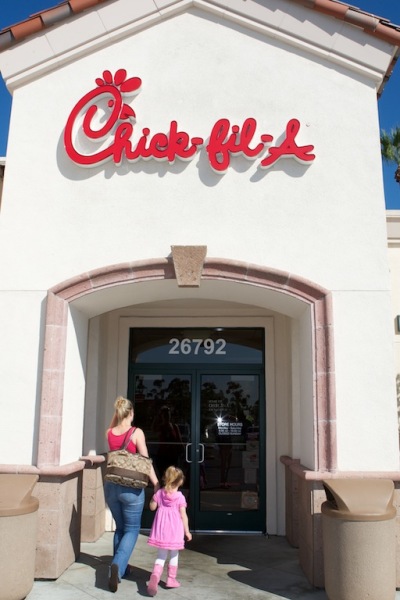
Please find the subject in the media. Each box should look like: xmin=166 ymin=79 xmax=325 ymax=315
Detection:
xmin=134 ymin=428 xmax=160 ymax=490
xmin=179 ymin=506 xmax=192 ymax=541
xmin=149 ymin=496 xmax=158 ymax=511
xmin=148 ymin=464 xmax=160 ymax=490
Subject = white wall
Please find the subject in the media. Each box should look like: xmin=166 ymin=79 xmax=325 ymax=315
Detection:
xmin=0 ymin=5 xmax=398 ymax=473
xmin=334 ymin=291 xmax=399 ymax=470
xmin=387 ymin=212 xmax=400 ymax=436
xmin=0 ymin=292 xmax=46 ymax=464
xmin=0 ymin=11 xmax=389 ymax=290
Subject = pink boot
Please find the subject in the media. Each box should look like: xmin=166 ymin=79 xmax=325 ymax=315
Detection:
xmin=147 ymin=564 xmax=163 ymax=597
xmin=166 ymin=565 xmax=180 ymax=588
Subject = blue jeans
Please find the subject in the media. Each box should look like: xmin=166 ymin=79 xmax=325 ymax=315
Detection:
xmin=104 ymin=482 xmax=145 ymax=580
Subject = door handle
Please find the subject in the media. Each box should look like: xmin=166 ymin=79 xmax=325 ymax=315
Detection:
xmin=185 ymin=443 xmax=192 ymax=463
xmin=197 ymin=443 xmax=205 ymax=463
xmin=186 ymin=443 xmax=204 ymax=463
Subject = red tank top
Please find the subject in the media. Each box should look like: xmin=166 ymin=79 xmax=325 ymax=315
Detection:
xmin=108 ymin=427 xmax=137 ymax=454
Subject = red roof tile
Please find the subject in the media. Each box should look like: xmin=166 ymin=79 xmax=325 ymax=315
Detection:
xmin=0 ymin=0 xmax=399 ymax=53
xmin=0 ymin=0 xmax=109 ymax=44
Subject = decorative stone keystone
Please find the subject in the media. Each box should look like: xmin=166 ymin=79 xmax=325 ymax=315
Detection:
xmin=171 ymin=245 xmax=207 ymax=287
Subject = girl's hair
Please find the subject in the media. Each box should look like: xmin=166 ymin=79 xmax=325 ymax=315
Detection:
xmin=163 ymin=466 xmax=184 ymax=491
xmin=114 ymin=396 xmax=134 ymax=424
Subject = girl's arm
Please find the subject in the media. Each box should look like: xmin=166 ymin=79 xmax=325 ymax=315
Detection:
xmin=134 ymin=428 xmax=160 ymax=490
xmin=179 ymin=506 xmax=192 ymax=541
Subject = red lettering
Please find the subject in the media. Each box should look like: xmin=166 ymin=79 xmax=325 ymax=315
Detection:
xmin=124 ymin=122 xmax=203 ymax=163
xmin=64 ymin=69 xmax=316 ymax=173
xmin=166 ymin=121 xmax=203 ymax=163
xmin=113 ymin=122 xmax=134 ymax=165
xmin=126 ymin=128 xmax=152 ymax=161
xmin=206 ymin=119 xmax=231 ymax=173
xmin=207 ymin=118 xmax=271 ymax=173
xmin=240 ymin=119 xmax=272 ymax=158
xmin=64 ymin=84 xmax=125 ymax=166
xmin=260 ymin=119 xmax=315 ymax=168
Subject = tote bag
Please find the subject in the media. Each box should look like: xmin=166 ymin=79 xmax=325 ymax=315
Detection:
xmin=105 ymin=427 xmax=152 ymax=488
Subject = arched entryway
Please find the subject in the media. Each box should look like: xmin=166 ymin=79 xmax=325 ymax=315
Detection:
xmin=37 ymin=255 xmax=335 ymax=476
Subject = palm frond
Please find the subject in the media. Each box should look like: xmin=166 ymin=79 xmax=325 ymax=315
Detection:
xmin=381 ymin=126 xmax=400 ymax=166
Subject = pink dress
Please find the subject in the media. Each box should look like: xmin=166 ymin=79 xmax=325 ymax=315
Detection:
xmin=148 ymin=489 xmax=187 ymax=550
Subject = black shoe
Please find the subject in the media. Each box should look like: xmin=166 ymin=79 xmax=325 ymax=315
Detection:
xmin=109 ymin=563 xmax=119 ymax=593
xmin=123 ymin=564 xmax=133 ymax=579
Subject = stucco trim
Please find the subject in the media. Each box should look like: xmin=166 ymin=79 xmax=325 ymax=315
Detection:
xmin=1 ymin=0 xmax=399 ymax=49
xmin=36 ymin=256 xmax=336 ymax=472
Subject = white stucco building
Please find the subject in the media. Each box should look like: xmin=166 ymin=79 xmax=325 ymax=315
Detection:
xmin=0 ymin=0 xmax=400 ymax=587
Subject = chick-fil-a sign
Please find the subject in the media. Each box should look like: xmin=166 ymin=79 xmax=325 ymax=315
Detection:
xmin=64 ymin=69 xmax=315 ymax=173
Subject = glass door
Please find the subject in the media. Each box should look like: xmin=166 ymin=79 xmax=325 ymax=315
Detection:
xmin=130 ymin=372 xmax=192 ymax=529
xmin=127 ymin=327 xmax=265 ymax=532
xmin=195 ymin=372 xmax=263 ymax=531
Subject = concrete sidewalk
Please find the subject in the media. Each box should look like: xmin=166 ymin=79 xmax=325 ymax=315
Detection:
xmin=26 ymin=531 xmax=330 ymax=600
xmin=26 ymin=531 xmax=400 ymax=600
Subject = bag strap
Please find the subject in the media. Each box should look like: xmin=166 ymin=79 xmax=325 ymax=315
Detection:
xmin=120 ymin=427 xmax=136 ymax=450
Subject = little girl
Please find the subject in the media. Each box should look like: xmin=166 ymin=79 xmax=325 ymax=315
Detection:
xmin=147 ymin=466 xmax=192 ymax=596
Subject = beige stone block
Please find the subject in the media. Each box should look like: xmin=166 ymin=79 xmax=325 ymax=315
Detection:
xmin=81 ymin=509 xmax=105 ymax=542
xmin=82 ymin=484 xmax=105 ymax=517
xmin=395 ymin=515 xmax=400 ymax=586
xmin=37 ymin=416 xmax=62 ymax=467
xmin=299 ymin=539 xmax=314 ymax=584
xmin=34 ymin=481 xmax=62 ymax=510
xmin=58 ymin=501 xmax=80 ymax=534
xmin=82 ymin=488 xmax=96 ymax=516
xmin=34 ymin=474 xmax=81 ymax=579
xmin=171 ymin=245 xmax=207 ymax=287
xmin=61 ymin=475 xmax=80 ymax=504
xmin=37 ymin=509 xmax=60 ymax=545
xmin=58 ymin=524 xmax=78 ymax=566
xmin=83 ymin=466 xmax=102 ymax=489
xmin=35 ymin=544 xmax=59 ymax=579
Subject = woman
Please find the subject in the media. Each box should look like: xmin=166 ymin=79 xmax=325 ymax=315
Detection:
xmin=105 ymin=396 xmax=159 ymax=593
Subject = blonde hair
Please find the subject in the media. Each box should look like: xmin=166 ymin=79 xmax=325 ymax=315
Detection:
xmin=163 ymin=466 xmax=184 ymax=492
xmin=114 ymin=396 xmax=133 ymax=424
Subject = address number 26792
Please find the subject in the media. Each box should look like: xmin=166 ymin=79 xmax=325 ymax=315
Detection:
xmin=168 ymin=338 xmax=226 ymax=355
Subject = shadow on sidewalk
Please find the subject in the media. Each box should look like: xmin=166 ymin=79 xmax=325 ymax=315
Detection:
xmin=77 ymin=552 xmax=153 ymax=596
xmin=187 ymin=534 xmax=326 ymax=599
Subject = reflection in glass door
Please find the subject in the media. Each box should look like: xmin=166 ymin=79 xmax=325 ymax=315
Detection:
xmin=197 ymin=373 xmax=262 ymax=531
xmin=130 ymin=373 xmax=192 ymax=529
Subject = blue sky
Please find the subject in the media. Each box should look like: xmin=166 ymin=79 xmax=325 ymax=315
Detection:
xmin=0 ymin=0 xmax=399 ymax=208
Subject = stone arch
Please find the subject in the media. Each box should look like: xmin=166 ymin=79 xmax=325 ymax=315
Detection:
xmin=37 ymin=257 xmax=335 ymax=471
